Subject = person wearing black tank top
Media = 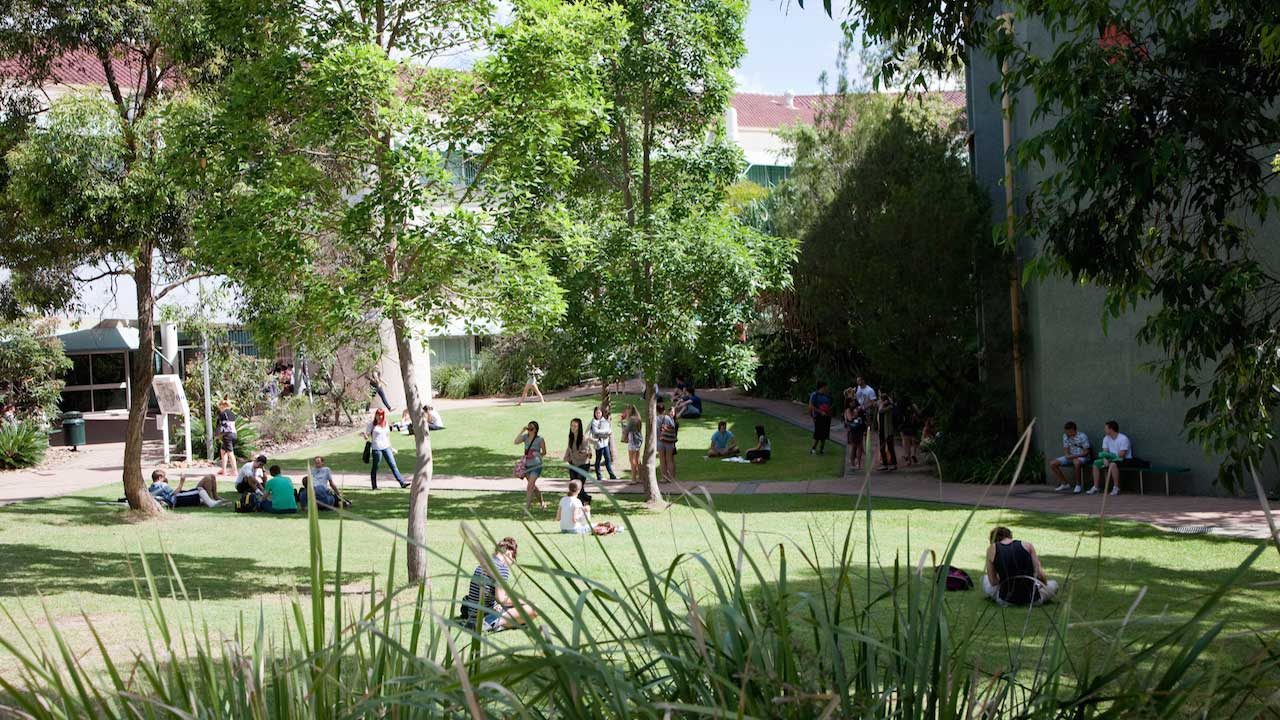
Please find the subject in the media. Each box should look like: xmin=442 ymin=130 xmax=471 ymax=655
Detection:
xmin=983 ymin=526 xmax=1059 ymax=606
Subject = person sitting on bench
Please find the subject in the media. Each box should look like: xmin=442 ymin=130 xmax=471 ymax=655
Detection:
xmin=148 ymin=469 xmax=223 ymax=509
xmin=1051 ymin=420 xmax=1092 ymax=493
xmin=260 ymin=465 xmax=298 ymax=514
xmin=459 ymin=537 xmax=538 ymax=632
xmin=983 ymin=525 xmax=1058 ymax=606
xmin=1089 ymin=420 xmax=1134 ymax=496
xmin=707 ymin=421 xmax=739 ymax=458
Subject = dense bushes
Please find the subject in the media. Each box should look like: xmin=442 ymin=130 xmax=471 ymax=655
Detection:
xmin=255 ymin=396 xmax=315 ymax=447
xmin=0 ymin=320 xmax=71 ymax=421
xmin=432 ymin=364 xmax=473 ymax=399
xmin=182 ymin=344 xmax=271 ymax=420
xmin=0 ymin=420 xmax=47 ymax=469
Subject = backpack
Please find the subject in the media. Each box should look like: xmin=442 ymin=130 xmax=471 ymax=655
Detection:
xmin=937 ymin=565 xmax=974 ymax=591
xmin=235 ymin=491 xmax=262 ymax=514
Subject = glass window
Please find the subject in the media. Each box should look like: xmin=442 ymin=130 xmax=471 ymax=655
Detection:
xmin=60 ymin=390 xmax=92 ymax=412
xmin=91 ymin=353 xmax=127 ymax=384
xmin=64 ymin=355 xmax=92 ymax=386
xmin=93 ymin=388 xmax=128 ymax=411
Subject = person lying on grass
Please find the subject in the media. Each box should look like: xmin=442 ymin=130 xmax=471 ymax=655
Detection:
xmin=983 ymin=525 xmax=1059 ymax=606
xmin=556 ymin=480 xmax=621 ymax=536
xmin=147 ymin=469 xmax=224 ymax=509
xmin=707 ymin=420 xmax=740 ymax=458
xmin=460 ymin=537 xmax=538 ymax=633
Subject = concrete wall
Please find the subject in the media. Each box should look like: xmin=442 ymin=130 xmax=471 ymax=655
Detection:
xmin=965 ymin=6 xmax=1276 ymax=495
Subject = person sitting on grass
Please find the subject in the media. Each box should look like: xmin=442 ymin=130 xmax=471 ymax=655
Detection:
xmin=147 ymin=470 xmax=223 ymax=509
xmin=236 ymin=455 xmax=268 ymax=494
xmin=460 ymin=537 xmax=539 ymax=632
xmin=676 ymin=386 xmax=703 ymax=419
xmin=307 ymin=456 xmax=350 ymax=507
xmin=744 ymin=425 xmax=771 ymax=464
xmin=983 ymin=525 xmax=1058 ymax=606
xmin=556 ymin=480 xmax=621 ymax=535
xmin=297 ymin=465 xmax=349 ymax=510
xmin=260 ymin=465 xmax=298 ymax=514
xmin=707 ymin=421 xmax=739 ymax=458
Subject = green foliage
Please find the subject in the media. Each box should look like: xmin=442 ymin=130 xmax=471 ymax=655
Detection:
xmin=182 ymin=344 xmax=270 ymax=423
xmin=0 ymin=319 xmax=70 ymax=420
xmin=432 ymin=365 xmax=473 ymax=399
xmin=0 ymin=485 xmax=1275 ymax=716
xmin=0 ymin=420 xmax=47 ymax=469
xmin=470 ymin=350 xmax=507 ymax=396
xmin=255 ymin=396 xmax=315 ymax=448
xmin=180 ymin=417 xmax=259 ymax=461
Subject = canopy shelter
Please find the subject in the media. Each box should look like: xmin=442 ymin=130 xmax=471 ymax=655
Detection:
xmin=55 ymin=326 xmax=139 ymax=353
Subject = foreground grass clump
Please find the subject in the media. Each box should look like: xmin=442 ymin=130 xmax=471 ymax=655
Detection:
xmin=276 ymin=394 xmax=844 ymax=482
xmin=0 ymin=482 xmax=1277 ymax=718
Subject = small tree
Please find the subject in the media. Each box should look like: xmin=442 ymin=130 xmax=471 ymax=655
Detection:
xmin=0 ymin=318 xmax=71 ymax=421
xmin=200 ymin=0 xmax=621 ymax=582
xmin=0 ymin=6 xmax=224 ymax=515
xmin=555 ymin=0 xmax=796 ymax=506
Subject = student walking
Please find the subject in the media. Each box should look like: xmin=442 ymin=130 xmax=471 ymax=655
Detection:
xmin=364 ymin=409 xmax=408 ymax=489
xmin=589 ymin=406 xmax=619 ymax=482
xmin=515 ymin=421 xmax=547 ymax=510
xmin=808 ymin=382 xmax=833 ymax=455
xmin=518 ymin=361 xmax=545 ymax=406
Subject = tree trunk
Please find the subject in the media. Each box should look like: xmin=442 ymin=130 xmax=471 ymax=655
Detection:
xmin=392 ymin=313 xmax=433 ymax=585
xmin=641 ymin=379 xmax=664 ymax=507
xmin=123 ymin=255 xmax=161 ymax=516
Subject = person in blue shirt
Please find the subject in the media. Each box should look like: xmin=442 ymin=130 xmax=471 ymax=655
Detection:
xmin=808 ymin=381 xmax=834 ymax=455
xmin=676 ymin=388 xmax=703 ymax=419
xmin=147 ymin=469 xmax=223 ymax=509
xmin=707 ymin=421 xmax=739 ymax=458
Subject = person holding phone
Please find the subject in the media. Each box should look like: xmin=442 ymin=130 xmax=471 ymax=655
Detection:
xmin=515 ymin=421 xmax=547 ymax=510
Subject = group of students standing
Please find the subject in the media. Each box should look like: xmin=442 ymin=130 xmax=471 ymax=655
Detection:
xmin=808 ymin=377 xmax=929 ymax=473
xmin=515 ymin=405 xmax=639 ymax=511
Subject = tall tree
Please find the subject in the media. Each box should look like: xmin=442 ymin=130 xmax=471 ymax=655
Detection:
xmin=836 ymin=0 xmax=1280 ymax=488
xmin=0 ymin=2 xmax=222 ymax=515
xmin=554 ymin=0 xmax=795 ymax=506
xmin=198 ymin=0 xmax=621 ymax=581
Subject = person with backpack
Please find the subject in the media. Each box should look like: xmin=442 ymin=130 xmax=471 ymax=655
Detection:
xmin=808 ymin=382 xmax=833 ymax=455
xmin=515 ymin=421 xmax=547 ymax=510
xmin=983 ymin=526 xmax=1058 ymax=606
xmin=656 ymin=402 xmax=679 ymax=482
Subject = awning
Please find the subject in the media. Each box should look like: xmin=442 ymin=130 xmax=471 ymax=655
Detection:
xmin=56 ymin=327 xmax=140 ymax=354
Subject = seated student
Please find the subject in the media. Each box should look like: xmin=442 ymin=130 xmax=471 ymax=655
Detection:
xmin=983 ymin=526 xmax=1058 ymax=606
xmin=1089 ymin=420 xmax=1135 ymax=496
xmin=707 ymin=421 xmax=739 ymax=457
xmin=391 ymin=408 xmax=412 ymax=434
xmin=307 ymin=456 xmax=350 ymax=508
xmin=260 ymin=465 xmax=298 ymax=514
xmin=744 ymin=425 xmax=772 ymax=464
xmin=1051 ymin=421 xmax=1093 ymax=493
xmin=236 ymin=455 xmax=269 ymax=494
xmin=675 ymin=388 xmax=703 ymax=419
xmin=556 ymin=480 xmax=620 ymax=535
xmin=425 ymin=404 xmax=445 ymax=431
xmin=147 ymin=469 xmax=223 ymax=509
xmin=459 ymin=537 xmax=538 ymax=632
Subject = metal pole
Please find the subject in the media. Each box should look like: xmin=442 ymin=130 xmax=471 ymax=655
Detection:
xmin=200 ymin=281 xmax=214 ymax=462
xmin=301 ymin=345 xmax=317 ymax=432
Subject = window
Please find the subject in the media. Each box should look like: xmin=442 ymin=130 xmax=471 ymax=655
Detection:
xmin=60 ymin=352 xmax=129 ymax=411
xmin=744 ymin=164 xmax=791 ymax=188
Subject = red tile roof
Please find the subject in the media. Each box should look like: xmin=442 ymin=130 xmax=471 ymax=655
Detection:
xmin=731 ymin=90 xmax=965 ymax=130
xmin=0 ymin=47 xmax=146 ymax=90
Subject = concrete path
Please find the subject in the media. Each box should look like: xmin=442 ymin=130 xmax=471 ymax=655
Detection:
xmin=4 ymin=382 xmax=1276 ymax=543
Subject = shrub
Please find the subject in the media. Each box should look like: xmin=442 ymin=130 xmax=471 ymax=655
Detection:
xmin=255 ymin=396 xmax=315 ymax=447
xmin=432 ymin=364 xmax=473 ymax=399
xmin=0 ymin=420 xmax=47 ymax=469
xmin=182 ymin=343 xmax=271 ymax=423
xmin=180 ymin=417 xmax=260 ymax=461
xmin=0 ymin=319 xmax=71 ymax=421
xmin=470 ymin=350 xmax=504 ymax=396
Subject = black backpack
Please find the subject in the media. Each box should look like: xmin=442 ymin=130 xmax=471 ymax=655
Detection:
xmin=235 ymin=491 xmax=262 ymax=514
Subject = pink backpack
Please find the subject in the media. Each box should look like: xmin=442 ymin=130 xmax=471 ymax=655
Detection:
xmin=938 ymin=565 xmax=974 ymax=591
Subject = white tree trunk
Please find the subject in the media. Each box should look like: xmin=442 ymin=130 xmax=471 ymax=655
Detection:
xmin=391 ymin=313 xmax=433 ymax=584
xmin=642 ymin=379 xmax=664 ymax=507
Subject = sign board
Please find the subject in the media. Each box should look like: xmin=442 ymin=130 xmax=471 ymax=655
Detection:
xmin=152 ymin=374 xmax=189 ymax=416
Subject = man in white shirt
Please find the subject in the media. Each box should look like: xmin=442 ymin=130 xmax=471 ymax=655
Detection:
xmin=236 ymin=455 xmax=269 ymax=493
xmin=854 ymin=376 xmax=877 ymax=409
xmin=1089 ymin=420 xmax=1133 ymax=496
xmin=1051 ymin=421 xmax=1092 ymax=493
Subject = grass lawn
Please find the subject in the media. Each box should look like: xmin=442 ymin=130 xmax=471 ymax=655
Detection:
xmin=275 ymin=394 xmax=844 ymax=483
xmin=0 ymin=482 xmax=1275 ymax=683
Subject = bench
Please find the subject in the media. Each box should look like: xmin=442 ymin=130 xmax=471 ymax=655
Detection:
xmin=1071 ymin=461 xmax=1191 ymax=496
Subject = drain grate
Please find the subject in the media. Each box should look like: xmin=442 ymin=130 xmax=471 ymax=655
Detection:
xmin=1171 ymin=524 xmax=1216 ymax=535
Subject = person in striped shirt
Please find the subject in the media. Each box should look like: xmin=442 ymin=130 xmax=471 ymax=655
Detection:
xmin=459 ymin=537 xmax=538 ymax=632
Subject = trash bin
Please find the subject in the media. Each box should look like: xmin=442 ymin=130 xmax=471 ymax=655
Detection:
xmin=61 ymin=411 xmax=85 ymax=450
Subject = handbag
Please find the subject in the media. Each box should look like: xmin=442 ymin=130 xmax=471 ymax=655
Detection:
xmin=513 ymin=457 xmax=527 ymax=479
xmin=362 ymin=441 xmax=372 ymax=464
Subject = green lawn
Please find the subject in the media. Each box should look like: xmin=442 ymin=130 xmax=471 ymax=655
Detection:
xmin=0 ymin=482 xmax=1275 ymax=682
xmin=276 ymin=394 xmax=844 ymax=483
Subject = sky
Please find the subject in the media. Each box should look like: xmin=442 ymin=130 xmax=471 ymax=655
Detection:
xmin=734 ymin=1 xmax=857 ymax=95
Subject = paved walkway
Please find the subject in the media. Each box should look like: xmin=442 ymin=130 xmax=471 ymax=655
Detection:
xmin=3 ymin=382 xmax=1276 ymax=542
